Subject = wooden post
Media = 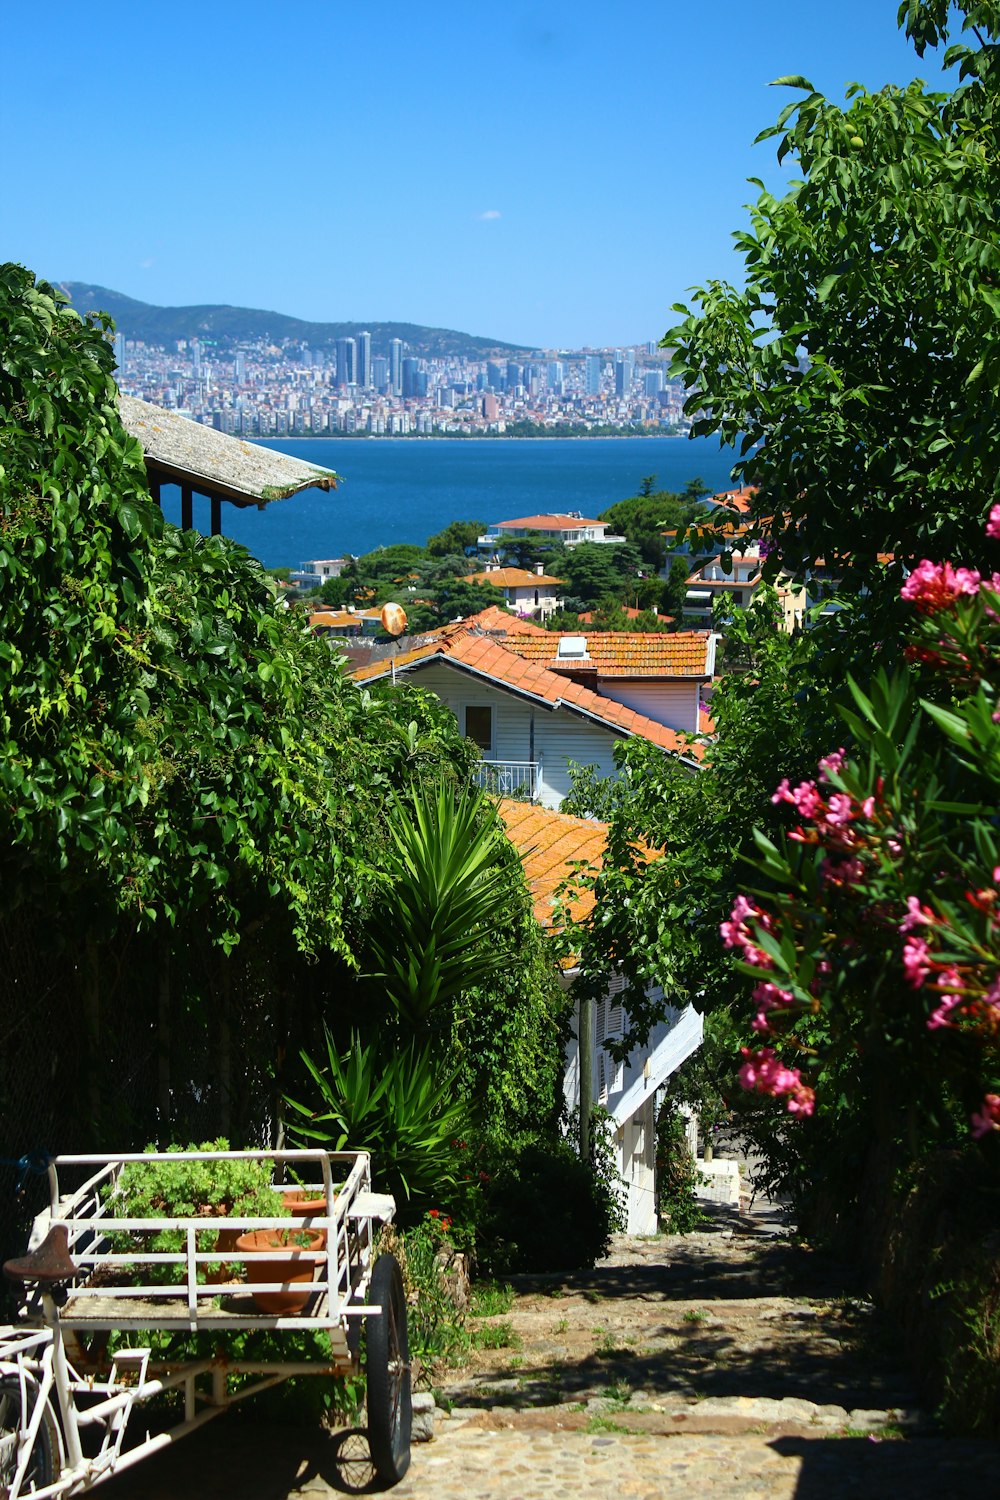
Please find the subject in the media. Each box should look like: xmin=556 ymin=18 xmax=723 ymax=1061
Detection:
xmin=210 ymin=495 xmax=222 ymax=537
xmin=181 ymin=484 xmax=193 ymax=531
xmin=579 ymin=991 xmax=594 ymax=1163
xmin=157 ymin=937 xmax=171 ymax=1129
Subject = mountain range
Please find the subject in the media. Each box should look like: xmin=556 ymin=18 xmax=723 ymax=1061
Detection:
xmin=56 ymin=282 xmax=532 ymax=361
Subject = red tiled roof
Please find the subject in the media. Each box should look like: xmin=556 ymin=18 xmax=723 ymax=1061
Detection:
xmin=706 ymin=486 xmax=759 ymax=514
xmin=577 ymin=605 xmax=673 ymax=624
xmin=499 ymin=799 xmax=661 ymax=930
xmin=494 ymin=513 xmax=605 ymax=531
xmin=501 ymin=632 xmax=712 ymax=678
xmin=349 ymin=625 xmax=704 ymax=760
xmin=462 ymin=568 xmax=565 ymax=588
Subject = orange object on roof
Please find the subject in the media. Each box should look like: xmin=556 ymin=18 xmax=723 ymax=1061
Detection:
xmin=502 ymin=632 xmax=713 ymax=678
xmin=706 ymin=485 xmax=759 ymax=514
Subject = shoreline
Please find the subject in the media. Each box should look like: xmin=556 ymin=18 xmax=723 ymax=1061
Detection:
xmin=260 ymin=431 xmax=691 ymax=444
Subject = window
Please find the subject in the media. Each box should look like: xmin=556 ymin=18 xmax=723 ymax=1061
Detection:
xmin=463 ymin=705 xmax=493 ymax=754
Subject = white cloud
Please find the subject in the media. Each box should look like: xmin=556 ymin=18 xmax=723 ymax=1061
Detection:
xmin=476 ymin=209 xmax=502 ymax=221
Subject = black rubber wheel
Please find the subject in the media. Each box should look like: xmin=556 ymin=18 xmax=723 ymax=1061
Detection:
xmin=0 ymin=1375 xmax=59 ymax=1493
xmin=365 ymin=1253 xmax=411 ymax=1485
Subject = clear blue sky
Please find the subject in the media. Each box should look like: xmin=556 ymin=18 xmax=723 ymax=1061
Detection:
xmin=3 ymin=1 xmax=949 ymax=349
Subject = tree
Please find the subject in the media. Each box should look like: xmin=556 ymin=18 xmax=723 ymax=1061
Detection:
xmin=559 ymin=541 xmax=644 ymax=608
xmin=666 ymin=2 xmax=1000 ymax=611
xmin=427 ymin=519 xmax=485 ymax=557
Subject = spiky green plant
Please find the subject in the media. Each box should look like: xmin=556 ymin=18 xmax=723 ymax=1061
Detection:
xmin=286 ymin=1028 xmax=470 ymax=1214
xmin=365 ymin=786 xmax=513 ymax=1028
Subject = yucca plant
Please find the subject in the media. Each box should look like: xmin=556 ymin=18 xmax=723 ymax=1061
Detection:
xmin=285 ymin=1028 xmax=471 ymax=1216
xmin=365 ymin=785 xmax=514 ymax=1028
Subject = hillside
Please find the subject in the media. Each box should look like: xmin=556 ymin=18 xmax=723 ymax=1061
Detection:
xmin=56 ymin=282 xmax=531 ymax=360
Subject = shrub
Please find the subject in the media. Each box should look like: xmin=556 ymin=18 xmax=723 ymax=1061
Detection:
xmin=477 ymin=1135 xmax=623 ymax=1275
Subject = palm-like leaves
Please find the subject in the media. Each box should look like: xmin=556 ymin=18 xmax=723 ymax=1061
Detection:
xmin=286 ymin=1028 xmax=469 ymax=1208
xmin=366 ymin=786 xmax=514 ymax=1026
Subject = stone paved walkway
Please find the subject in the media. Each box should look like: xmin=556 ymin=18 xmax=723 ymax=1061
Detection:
xmin=103 ymin=1205 xmax=999 ymax=1499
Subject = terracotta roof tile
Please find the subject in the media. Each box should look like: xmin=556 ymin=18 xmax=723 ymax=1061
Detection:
xmin=502 ymin=632 xmax=712 ymax=678
xmin=499 ymin=799 xmax=660 ymax=929
xmin=462 ymin=568 xmax=565 ymax=587
xmin=494 ymin=513 xmax=605 ymax=531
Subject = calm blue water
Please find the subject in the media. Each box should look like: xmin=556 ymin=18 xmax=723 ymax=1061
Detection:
xmin=158 ymin=436 xmax=738 ymax=569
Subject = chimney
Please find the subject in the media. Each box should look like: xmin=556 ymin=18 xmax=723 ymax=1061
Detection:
xmin=535 ymin=562 xmax=544 ymax=576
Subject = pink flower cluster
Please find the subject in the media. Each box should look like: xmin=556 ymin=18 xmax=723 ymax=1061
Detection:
xmin=900 ymin=560 xmax=984 ymax=615
xmin=751 ymin=980 xmax=795 ymax=1034
xmin=720 ymin=894 xmax=773 ymax=968
xmin=771 ymin=775 xmax=876 ymax=846
xmin=739 ymin=1047 xmax=816 ymax=1116
xmin=987 ymin=505 xmax=1000 ymax=541
xmin=971 ymin=1093 xmax=1000 ymax=1139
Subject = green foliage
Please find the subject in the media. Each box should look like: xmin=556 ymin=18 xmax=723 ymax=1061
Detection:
xmin=477 ymin=1131 xmax=624 ymax=1275
xmin=598 ymin=488 xmax=703 ymax=572
xmin=427 ymin=519 xmax=486 ymax=557
xmin=666 ymin=2 xmax=1000 ymax=610
xmin=471 ymin=1320 xmax=521 ymax=1351
xmin=469 ymin=1281 xmax=515 ymax=1317
xmin=364 ymin=786 xmax=515 ymax=1029
xmin=655 ymin=1103 xmax=705 ymax=1235
xmin=287 ymin=1028 xmax=471 ymax=1218
xmin=558 ymin=542 xmax=646 ymax=609
xmin=377 ymin=1215 xmax=469 ymax=1372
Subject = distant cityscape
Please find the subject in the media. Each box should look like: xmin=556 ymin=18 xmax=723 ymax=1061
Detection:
xmin=112 ymin=331 xmax=691 ymax=439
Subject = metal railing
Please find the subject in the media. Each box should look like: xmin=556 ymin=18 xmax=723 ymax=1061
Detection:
xmin=472 ymin=760 xmax=539 ymax=798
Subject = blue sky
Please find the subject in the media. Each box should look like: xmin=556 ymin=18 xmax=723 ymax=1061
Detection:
xmin=3 ymin=2 xmax=948 ymax=348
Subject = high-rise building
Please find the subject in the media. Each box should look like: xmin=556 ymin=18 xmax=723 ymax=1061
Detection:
xmin=644 ymin=368 xmax=664 ymax=398
xmin=234 ymin=352 xmax=245 ymax=383
xmin=372 ymin=355 xmax=389 ymax=391
xmin=336 ymin=337 xmax=356 ymax=388
xmin=402 ymin=357 xmax=420 ymax=399
xmin=486 ymin=361 xmax=505 ymax=391
xmin=547 ymin=360 xmax=565 ymax=393
xmin=615 ymin=351 xmax=635 ymax=396
xmin=482 ymin=393 xmax=499 ymax=421
xmin=191 ymin=339 xmax=202 ymax=379
xmin=113 ymin=332 xmax=126 ymax=371
xmin=357 ymin=331 xmax=372 ymax=389
xmin=389 ymin=338 xmax=403 ymax=395
xmin=585 ymin=354 xmax=602 ymax=395
xmin=506 ymin=361 xmax=522 ymax=391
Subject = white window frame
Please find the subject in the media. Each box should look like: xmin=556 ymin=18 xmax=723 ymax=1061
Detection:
xmin=462 ymin=703 xmax=495 ymax=757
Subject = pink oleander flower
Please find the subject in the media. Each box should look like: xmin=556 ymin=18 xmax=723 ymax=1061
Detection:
xmin=970 ymin=1093 xmax=1000 ymax=1139
xmin=987 ymin=505 xmax=1000 ymax=541
xmin=720 ymin=894 xmax=772 ymax=961
xmin=752 ymin=981 xmax=795 ymax=1009
xmin=739 ymin=1048 xmax=815 ymax=1115
xmin=824 ymin=793 xmax=855 ymax=828
xmin=861 ymin=796 xmax=876 ymax=818
xmin=928 ymin=993 xmax=961 ymax=1030
xmin=773 ymin=779 xmax=824 ymax=818
xmin=983 ymin=977 xmax=1000 ymax=1010
xmin=900 ymin=897 xmax=935 ymax=933
xmin=818 ymin=748 xmax=847 ymax=783
xmin=901 ymin=559 xmax=981 ymax=614
xmin=822 ymin=857 xmax=866 ymax=887
xmin=902 ymin=935 xmax=932 ymax=987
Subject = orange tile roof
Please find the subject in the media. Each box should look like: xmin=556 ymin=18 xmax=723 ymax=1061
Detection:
xmin=577 ymin=605 xmax=672 ymax=623
xmin=494 ymin=513 xmax=605 ymax=530
xmin=499 ymin=800 xmax=607 ymax=927
xmin=499 ymin=799 xmax=661 ymax=931
xmin=462 ymin=568 xmax=565 ymax=588
xmin=501 ymin=632 xmax=712 ymax=678
xmin=349 ymin=626 xmax=704 ymax=760
xmin=707 ymin=486 xmax=759 ymax=514
xmin=441 ymin=605 xmax=550 ymax=637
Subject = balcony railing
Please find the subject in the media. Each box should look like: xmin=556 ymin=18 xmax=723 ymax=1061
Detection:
xmin=472 ymin=760 xmax=539 ymax=799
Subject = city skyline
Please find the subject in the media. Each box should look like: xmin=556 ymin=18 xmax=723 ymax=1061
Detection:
xmin=5 ymin=2 xmax=947 ymax=348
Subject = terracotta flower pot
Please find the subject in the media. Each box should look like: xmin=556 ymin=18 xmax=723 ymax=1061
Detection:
xmin=205 ymin=1225 xmax=244 ymax=1286
xmin=281 ymin=1189 xmax=332 ymax=1249
xmin=234 ymin=1227 xmax=325 ymax=1314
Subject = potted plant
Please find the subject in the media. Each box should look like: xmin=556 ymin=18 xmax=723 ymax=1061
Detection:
xmin=234 ymin=1224 xmax=326 ymax=1313
xmin=108 ymin=1139 xmax=287 ymax=1286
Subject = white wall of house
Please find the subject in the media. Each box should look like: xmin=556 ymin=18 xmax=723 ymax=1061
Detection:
xmin=407 ymin=662 xmax=622 ymax=808
xmin=562 ymin=979 xmax=705 ymax=1235
xmin=593 ymin=679 xmax=702 ymax=735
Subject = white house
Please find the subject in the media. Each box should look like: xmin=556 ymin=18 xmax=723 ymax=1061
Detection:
xmin=498 ymin=630 xmax=715 ymax=736
xmin=461 ymin=563 xmax=565 ymax=620
xmin=350 ymin=612 xmax=703 ymax=807
xmin=477 ymin=512 xmax=626 ymax=557
xmin=499 ymin=799 xmax=704 ymax=1235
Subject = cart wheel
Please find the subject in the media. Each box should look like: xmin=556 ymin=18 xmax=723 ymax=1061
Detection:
xmin=0 ymin=1375 xmax=59 ymax=1493
xmin=366 ymin=1253 xmax=411 ymax=1485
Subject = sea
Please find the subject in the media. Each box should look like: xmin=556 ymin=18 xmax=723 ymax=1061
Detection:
xmin=156 ymin=435 xmax=740 ymax=570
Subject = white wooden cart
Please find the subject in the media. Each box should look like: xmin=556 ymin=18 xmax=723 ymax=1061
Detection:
xmin=0 ymin=1148 xmax=411 ymax=1496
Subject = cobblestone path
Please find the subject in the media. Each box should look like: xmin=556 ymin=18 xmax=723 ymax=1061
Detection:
xmin=104 ymin=1207 xmax=998 ymax=1499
